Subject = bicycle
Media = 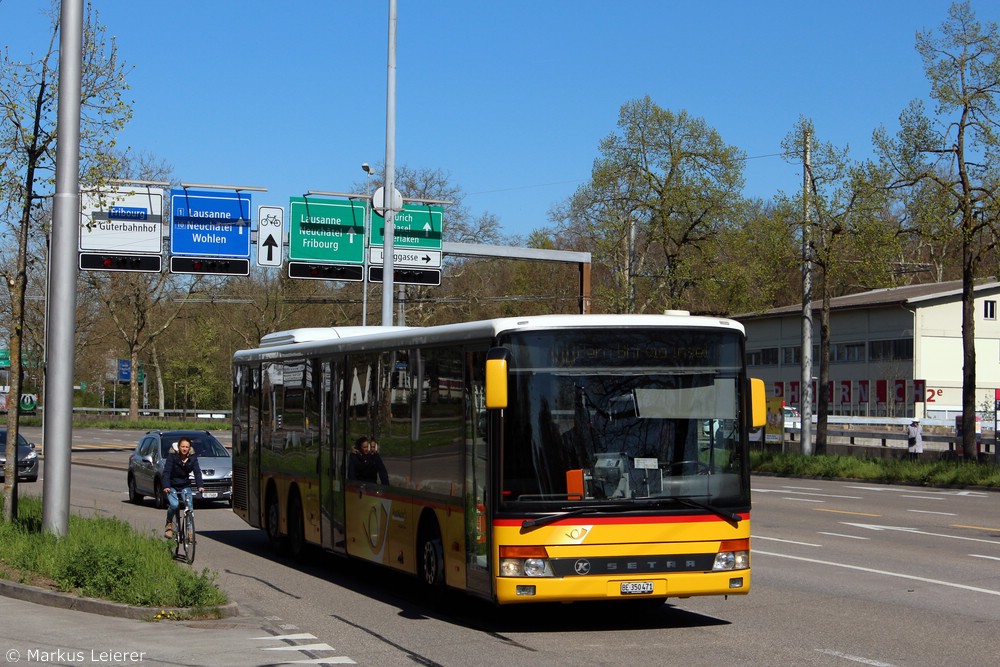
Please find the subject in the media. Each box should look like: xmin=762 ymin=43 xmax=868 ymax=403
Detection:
xmin=168 ymin=488 xmax=197 ymax=565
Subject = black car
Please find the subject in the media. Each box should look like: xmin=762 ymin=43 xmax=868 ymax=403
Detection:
xmin=126 ymin=430 xmax=232 ymax=507
xmin=0 ymin=428 xmax=39 ymax=483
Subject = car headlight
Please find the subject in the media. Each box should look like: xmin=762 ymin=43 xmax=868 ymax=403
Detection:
xmin=24 ymin=450 xmax=38 ymax=461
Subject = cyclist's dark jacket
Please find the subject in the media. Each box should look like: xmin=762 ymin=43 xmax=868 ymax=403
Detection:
xmin=163 ymin=452 xmax=203 ymax=489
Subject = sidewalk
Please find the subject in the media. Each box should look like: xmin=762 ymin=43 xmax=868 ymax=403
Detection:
xmin=0 ymin=593 xmax=343 ymax=666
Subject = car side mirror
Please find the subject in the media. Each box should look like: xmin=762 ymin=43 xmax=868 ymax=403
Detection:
xmin=142 ymin=454 xmax=154 ymax=464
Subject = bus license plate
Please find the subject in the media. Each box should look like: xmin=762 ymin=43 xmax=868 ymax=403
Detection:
xmin=201 ymin=492 xmax=217 ymax=499
xmin=620 ymin=581 xmax=654 ymax=595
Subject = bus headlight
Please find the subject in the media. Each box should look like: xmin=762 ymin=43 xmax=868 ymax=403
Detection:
xmin=499 ymin=546 xmax=554 ymax=577
xmin=712 ymin=539 xmax=750 ymax=571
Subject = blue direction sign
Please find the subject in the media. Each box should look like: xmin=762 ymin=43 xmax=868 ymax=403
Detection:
xmin=170 ymin=189 xmax=252 ymax=258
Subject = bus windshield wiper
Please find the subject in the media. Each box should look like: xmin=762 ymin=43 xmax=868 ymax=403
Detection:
xmin=671 ymin=496 xmax=742 ymax=525
xmin=521 ymin=503 xmax=640 ymax=529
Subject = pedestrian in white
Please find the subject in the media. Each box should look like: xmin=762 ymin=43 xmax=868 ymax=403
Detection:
xmin=906 ymin=419 xmax=924 ymax=461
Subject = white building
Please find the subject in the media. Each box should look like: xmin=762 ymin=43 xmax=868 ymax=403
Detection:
xmin=736 ymin=280 xmax=1000 ymax=420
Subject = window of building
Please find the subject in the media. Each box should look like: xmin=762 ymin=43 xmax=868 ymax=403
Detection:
xmin=832 ymin=342 xmax=865 ymax=363
xmin=782 ymin=346 xmax=800 ymax=365
xmin=869 ymin=338 xmax=913 ymax=362
xmin=985 ymin=300 xmax=997 ymax=320
xmin=747 ymin=348 xmax=778 ymax=366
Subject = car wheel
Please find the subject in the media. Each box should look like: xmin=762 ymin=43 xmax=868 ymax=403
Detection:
xmin=154 ymin=480 xmax=167 ymax=510
xmin=127 ymin=474 xmax=143 ymax=504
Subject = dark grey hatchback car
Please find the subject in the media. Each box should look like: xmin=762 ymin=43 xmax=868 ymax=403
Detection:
xmin=126 ymin=430 xmax=232 ymax=507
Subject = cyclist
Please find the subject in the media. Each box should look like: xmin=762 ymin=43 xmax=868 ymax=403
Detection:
xmin=162 ymin=436 xmax=204 ymax=539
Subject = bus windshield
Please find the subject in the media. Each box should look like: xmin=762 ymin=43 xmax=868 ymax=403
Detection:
xmin=499 ymin=328 xmax=748 ymax=510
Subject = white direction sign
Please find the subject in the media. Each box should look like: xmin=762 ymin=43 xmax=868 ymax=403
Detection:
xmin=257 ymin=205 xmax=284 ymax=267
xmin=80 ymin=187 xmax=164 ymax=253
xmin=369 ymin=247 xmax=442 ymax=268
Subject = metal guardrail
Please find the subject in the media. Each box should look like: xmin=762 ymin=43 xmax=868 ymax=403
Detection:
xmin=777 ymin=426 xmax=998 ymax=462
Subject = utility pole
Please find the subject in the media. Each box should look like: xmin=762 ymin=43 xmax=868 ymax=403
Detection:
xmin=801 ymin=130 xmax=814 ymax=456
xmin=42 ymin=0 xmax=83 ymax=535
xmin=381 ymin=0 xmax=398 ymax=326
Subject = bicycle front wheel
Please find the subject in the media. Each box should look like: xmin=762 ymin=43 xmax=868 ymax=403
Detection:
xmin=182 ymin=511 xmax=196 ymax=565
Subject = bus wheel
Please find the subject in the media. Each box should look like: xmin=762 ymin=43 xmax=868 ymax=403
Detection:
xmin=287 ymin=494 xmax=306 ymax=561
xmin=265 ymin=491 xmax=287 ymax=554
xmin=418 ymin=525 xmax=445 ymax=589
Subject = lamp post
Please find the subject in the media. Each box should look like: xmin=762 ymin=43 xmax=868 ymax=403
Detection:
xmin=362 ymin=163 xmax=374 ymax=326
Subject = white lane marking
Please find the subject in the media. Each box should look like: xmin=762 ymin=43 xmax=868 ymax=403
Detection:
xmin=841 ymin=522 xmax=1000 ymax=546
xmin=754 ymin=535 xmax=822 ymax=547
xmin=970 ymin=554 xmax=1000 ymax=562
xmin=815 ymin=648 xmax=898 ymax=666
xmin=782 ymin=485 xmax=823 ymax=491
xmin=818 ymin=532 xmax=870 ymax=540
xmin=261 ymin=643 xmax=336 ymax=651
xmin=906 ymin=510 xmax=956 ymax=516
xmin=756 ymin=489 xmax=862 ymax=499
xmin=754 ymin=550 xmax=1000 ymax=596
xmin=844 ymin=486 xmax=987 ymax=498
xmin=251 ymin=633 xmax=357 ymax=664
xmin=785 ymin=497 xmax=824 ymax=503
xmin=903 ymin=496 xmax=943 ymax=501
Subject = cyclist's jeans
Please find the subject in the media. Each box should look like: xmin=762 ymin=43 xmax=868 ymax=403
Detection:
xmin=166 ymin=487 xmax=194 ymax=525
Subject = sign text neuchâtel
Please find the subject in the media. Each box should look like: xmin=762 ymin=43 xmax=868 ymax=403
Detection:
xmin=174 ymin=208 xmax=243 ymax=246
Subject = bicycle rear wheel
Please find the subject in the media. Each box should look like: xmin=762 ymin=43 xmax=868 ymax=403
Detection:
xmin=181 ymin=511 xmax=196 ymax=565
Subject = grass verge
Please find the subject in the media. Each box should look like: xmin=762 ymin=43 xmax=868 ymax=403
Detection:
xmin=751 ymin=451 xmax=1000 ymax=488
xmin=0 ymin=495 xmax=228 ymax=611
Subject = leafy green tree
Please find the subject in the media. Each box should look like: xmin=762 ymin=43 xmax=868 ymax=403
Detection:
xmin=553 ymin=96 xmax=746 ymax=313
xmin=874 ymin=0 xmax=1000 ymax=457
xmin=0 ymin=2 xmax=131 ymax=519
xmin=784 ymin=118 xmax=898 ymax=453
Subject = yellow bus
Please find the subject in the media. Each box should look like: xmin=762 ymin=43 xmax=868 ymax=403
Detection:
xmin=231 ymin=314 xmax=766 ymax=605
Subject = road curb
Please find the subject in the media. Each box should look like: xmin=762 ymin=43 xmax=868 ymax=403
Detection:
xmin=0 ymin=578 xmax=239 ymax=621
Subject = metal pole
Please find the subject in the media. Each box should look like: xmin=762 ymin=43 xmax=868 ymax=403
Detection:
xmin=381 ymin=0 xmax=397 ymax=326
xmin=800 ymin=130 xmax=814 ymax=456
xmin=362 ymin=169 xmax=372 ymax=326
xmin=42 ymin=0 xmax=83 ymax=536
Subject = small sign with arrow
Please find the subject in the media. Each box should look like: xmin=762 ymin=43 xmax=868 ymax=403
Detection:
xmin=257 ymin=205 xmax=284 ymax=267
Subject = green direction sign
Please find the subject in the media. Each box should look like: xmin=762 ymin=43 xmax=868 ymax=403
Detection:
xmin=0 ymin=349 xmax=8 ymax=369
xmin=370 ymin=204 xmax=443 ymax=250
xmin=288 ymin=197 xmax=366 ymax=263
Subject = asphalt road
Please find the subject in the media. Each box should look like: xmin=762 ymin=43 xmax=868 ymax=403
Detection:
xmin=4 ymin=428 xmax=1000 ymax=666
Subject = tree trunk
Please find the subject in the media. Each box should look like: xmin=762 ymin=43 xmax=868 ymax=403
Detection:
xmin=961 ymin=228 xmax=977 ymax=458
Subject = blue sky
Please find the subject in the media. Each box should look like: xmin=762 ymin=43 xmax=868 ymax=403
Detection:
xmin=4 ymin=1 xmax=999 ymax=241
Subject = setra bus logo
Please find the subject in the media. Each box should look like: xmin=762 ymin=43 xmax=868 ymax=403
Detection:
xmin=573 ymin=559 xmax=592 ymax=575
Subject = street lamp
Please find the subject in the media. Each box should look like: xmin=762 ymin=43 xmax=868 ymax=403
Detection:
xmin=361 ymin=163 xmax=374 ymax=326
